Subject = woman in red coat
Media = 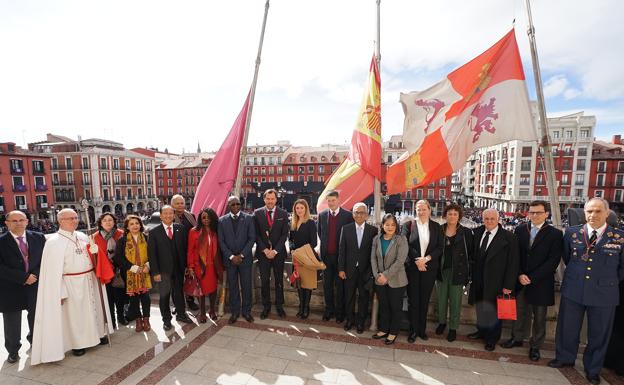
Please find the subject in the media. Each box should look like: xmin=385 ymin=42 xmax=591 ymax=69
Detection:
xmin=187 ymin=208 xmax=223 ymax=323
xmin=92 ymin=212 xmax=127 ymax=328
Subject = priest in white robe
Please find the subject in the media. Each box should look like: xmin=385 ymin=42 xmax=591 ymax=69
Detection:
xmin=31 ymin=209 xmax=113 ymax=365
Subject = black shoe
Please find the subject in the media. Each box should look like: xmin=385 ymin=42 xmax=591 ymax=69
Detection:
xmin=418 ymin=333 xmax=429 ymax=341
xmin=243 ymin=314 xmax=254 ymax=323
xmin=276 ymin=307 xmax=286 ymax=318
xmin=72 ymin=349 xmax=86 ymax=356
xmin=447 ymin=330 xmax=457 ymax=342
xmin=484 ymin=343 xmax=495 ymax=351
xmin=529 ymin=347 xmax=540 ymax=361
xmin=467 ymin=331 xmax=482 ymax=339
xmin=344 ymin=321 xmax=353 ymax=331
xmin=407 ymin=332 xmax=417 ymax=343
xmin=384 ymin=336 xmax=397 ymax=345
xmin=99 ymin=336 xmax=109 ymax=345
xmin=260 ymin=308 xmax=270 ymax=320
xmin=335 ymin=316 xmax=344 ymax=324
xmin=372 ymin=332 xmax=388 ymax=340
xmin=163 ymin=322 xmax=173 ymax=331
xmin=6 ymin=353 xmax=19 ymax=364
xmin=547 ymin=359 xmax=574 ymax=368
xmin=322 ymin=312 xmax=334 ymax=322
xmin=435 ymin=324 xmax=446 ymax=335
xmin=228 ymin=314 xmax=238 ymax=324
xmin=501 ymin=338 xmax=523 ymax=349
xmin=187 ymin=301 xmax=199 ymax=311
xmin=356 ymin=324 xmax=364 ymax=334
xmin=586 ymin=373 xmax=601 ymax=385
xmin=118 ymin=316 xmax=129 ymax=326
xmin=176 ymin=315 xmax=194 ymax=324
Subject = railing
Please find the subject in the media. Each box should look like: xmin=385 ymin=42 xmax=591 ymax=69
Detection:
xmin=13 ymin=185 xmax=27 ymax=192
xmin=10 ymin=167 xmax=25 ymax=174
xmin=33 ymin=168 xmax=46 ymax=174
xmin=35 ymin=184 xmax=48 ymax=191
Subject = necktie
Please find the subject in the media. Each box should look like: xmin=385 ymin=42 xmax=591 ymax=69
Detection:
xmin=530 ymin=226 xmax=539 ymax=246
xmin=167 ymin=226 xmax=173 ymax=239
xmin=589 ymin=230 xmax=597 ymax=245
xmin=17 ymin=236 xmax=29 ymax=272
xmin=332 ymin=211 xmax=336 ymax=217
xmin=233 ymin=214 xmax=238 ymax=221
xmin=357 ymin=226 xmax=363 ymax=248
xmin=480 ymin=231 xmax=491 ymax=257
xmin=268 ymin=210 xmax=273 ymax=220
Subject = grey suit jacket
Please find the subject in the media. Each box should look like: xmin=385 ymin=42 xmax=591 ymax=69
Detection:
xmin=371 ymin=234 xmax=408 ymax=288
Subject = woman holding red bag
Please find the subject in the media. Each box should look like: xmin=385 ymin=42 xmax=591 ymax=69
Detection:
xmin=187 ymin=208 xmax=223 ymax=323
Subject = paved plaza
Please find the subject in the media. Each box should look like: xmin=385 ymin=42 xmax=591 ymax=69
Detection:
xmin=1 ymin=302 xmax=622 ymax=385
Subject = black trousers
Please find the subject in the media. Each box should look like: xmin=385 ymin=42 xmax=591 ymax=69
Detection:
xmin=475 ymin=297 xmax=502 ymax=345
xmin=106 ymin=283 xmax=128 ymax=323
xmin=555 ymin=296 xmax=616 ymax=377
xmin=376 ymin=284 xmax=405 ymax=335
xmin=158 ymin=272 xmax=185 ymax=323
xmin=406 ymin=268 xmax=436 ymax=335
xmin=344 ymin=268 xmax=370 ymax=325
xmin=129 ymin=293 xmax=151 ymax=318
xmin=323 ymin=254 xmax=345 ymax=317
xmin=2 ymin=290 xmax=36 ymax=354
xmin=258 ymin=254 xmax=285 ymax=309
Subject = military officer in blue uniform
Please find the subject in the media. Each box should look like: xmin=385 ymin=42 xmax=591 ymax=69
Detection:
xmin=548 ymin=198 xmax=624 ymax=385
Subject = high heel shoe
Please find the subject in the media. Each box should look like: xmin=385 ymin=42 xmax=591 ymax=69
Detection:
xmin=142 ymin=317 xmax=151 ymax=332
xmin=384 ymin=335 xmax=397 ymax=345
xmin=372 ymin=332 xmax=388 ymax=340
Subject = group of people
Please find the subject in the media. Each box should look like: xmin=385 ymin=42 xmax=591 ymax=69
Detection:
xmin=0 ymin=191 xmax=622 ymax=384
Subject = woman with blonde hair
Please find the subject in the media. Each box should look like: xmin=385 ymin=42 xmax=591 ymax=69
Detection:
xmin=289 ymin=199 xmax=318 ymax=319
xmin=114 ymin=215 xmax=152 ymax=332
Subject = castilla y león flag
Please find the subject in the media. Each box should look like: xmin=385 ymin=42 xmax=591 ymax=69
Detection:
xmin=191 ymin=91 xmax=251 ymax=216
xmin=317 ymin=56 xmax=382 ymax=212
xmin=386 ymin=29 xmax=537 ymax=194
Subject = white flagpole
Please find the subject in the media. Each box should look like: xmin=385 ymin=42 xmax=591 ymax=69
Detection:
xmin=219 ymin=0 xmax=270 ymax=317
xmin=525 ymin=0 xmax=562 ymax=228
xmin=370 ymin=0 xmax=381 ymax=332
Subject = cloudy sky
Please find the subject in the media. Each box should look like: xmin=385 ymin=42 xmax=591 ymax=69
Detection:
xmin=0 ymin=0 xmax=622 ymax=153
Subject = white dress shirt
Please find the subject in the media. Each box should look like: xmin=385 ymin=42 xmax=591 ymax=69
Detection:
xmin=480 ymin=225 xmax=499 ymax=250
xmin=586 ymin=223 xmax=608 ymax=241
xmin=416 ymin=220 xmax=430 ymax=258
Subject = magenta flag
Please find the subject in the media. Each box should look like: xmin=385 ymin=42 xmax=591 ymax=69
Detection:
xmin=191 ymin=91 xmax=251 ymax=216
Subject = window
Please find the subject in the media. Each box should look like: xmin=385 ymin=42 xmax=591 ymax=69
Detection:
xmin=619 ymin=161 xmax=624 ymax=172
xmin=580 ymin=129 xmax=590 ymax=138
xmin=439 ymin=178 xmax=447 ymax=187
xmin=439 ymin=189 xmax=446 ymax=200
xmin=519 ymin=189 xmax=529 ymax=197
xmin=615 ymin=190 xmax=624 ymax=202
xmin=126 ymin=174 xmax=131 ymax=184
xmin=561 ymin=174 xmax=570 ymax=185
xmin=576 ymin=159 xmax=586 ymax=171
xmin=519 ymin=174 xmax=531 ymax=185
xmin=65 ymin=156 xmax=73 ymax=169
xmin=34 ymin=176 xmax=45 ymax=191
xmin=566 ymin=130 xmax=573 ymax=138
xmin=510 ymin=148 xmax=515 ymax=158
xmin=15 ymin=195 xmax=27 ymax=209
xmin=536 ymin=174 xmax=544 ymax=185
xmin=416 ymin=189 xmax=423 ymax=199
xmin=125 ymin=159 xmax=131 ymax=170
xmin=308 ymin=165 xmax=315 ymax=173
xmin=307 ymin=175 xmax=314 ymax=182
xmin=575 ymin=174 xmax=585 ymax=185
xmin=552 ymin=131 xmax=560 ymax=138
xmin=146 ymin=161 xmax=152 ymax=171
xmin=578 ymin=147 xmax=587 ymax=156
xmin=136 ymin=160 xmax=142 ymax=171
xmin=32 ymin=160 xmax=45 ymax=173
xmin=521 ymin=147 xmax=532 ymax=157
xmin=597 ymin=161 xmax=606 ymax=173
xmin=113 ymin=158 xmax=120 ymax=170
xmin=595 ymin=190 xmax=604 ymax=198
xmin=562 ymin=159 xmax=571 ymax=170
xmin=298 ymin=166 xmax=305 ymax=174
xmin=575 ymin=189 xmax=583 ymax=197
xmin=616 ymin=174 xmax=624 ymax=187
xmin=520 ymin=160 xmax=531 ymax=171
xmin=66 ymin=172 xmax=73 ymax=184
xmin=10 ymin=159 xmax=24 ymax=173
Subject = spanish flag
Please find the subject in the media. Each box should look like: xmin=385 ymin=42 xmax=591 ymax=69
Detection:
xmin=387 ymin=29 xmax=537 ymax=194
xmin=317 ymin=56 xmax=382 ymax=212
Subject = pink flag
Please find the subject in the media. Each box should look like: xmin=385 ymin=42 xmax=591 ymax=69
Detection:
xmin=191 ymin=91 xmax=251 ymax=216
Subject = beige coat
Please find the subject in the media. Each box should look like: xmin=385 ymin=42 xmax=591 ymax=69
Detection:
xmin=292 ymin=244 xmax=326 ymax=289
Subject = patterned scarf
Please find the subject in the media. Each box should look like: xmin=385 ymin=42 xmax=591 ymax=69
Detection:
xmin=124 ymin=233 xmax=152 ymax=295
xmin=100 ymin=229 xmax=117 ymax=261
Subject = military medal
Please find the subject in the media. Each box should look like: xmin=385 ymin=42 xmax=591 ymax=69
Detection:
xmin=59 ymin=232 xmax=84 ymax=254
xmin=581 ymin=226 xmax=606 ymax=261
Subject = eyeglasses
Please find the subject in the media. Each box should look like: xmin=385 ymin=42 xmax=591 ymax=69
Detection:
xmin=354 ymin=211 xmax=367 ymax=215
xmin=528 ymin=211 xmax=546 ymax=215
xmin=7 ymin=219 xmax=28 ymax=223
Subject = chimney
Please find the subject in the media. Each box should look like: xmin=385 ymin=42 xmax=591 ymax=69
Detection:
xmin=613 ymin=135 xmax=622 ymax=145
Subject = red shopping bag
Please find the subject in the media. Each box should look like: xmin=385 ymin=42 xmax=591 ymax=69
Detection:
xmin=497 ymin=294 xmax=517 ymax=320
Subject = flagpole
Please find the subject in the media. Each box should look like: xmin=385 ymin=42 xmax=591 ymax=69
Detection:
xmin=233 ymin=0 xmax=270 ymax=198
xmin=221 ymin=0 xmax=270 ymax=317
xmin=370 ymin=0 xmax=382 ymax=333
xmin=525 ymin=0 xmax=562 ymax=228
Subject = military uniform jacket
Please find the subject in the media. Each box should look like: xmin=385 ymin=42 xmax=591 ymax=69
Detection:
xmin=562 ymin=224 xmax=624 ymax=307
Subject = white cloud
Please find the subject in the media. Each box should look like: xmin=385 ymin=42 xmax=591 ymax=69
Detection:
xmin=544 ymin=75 xmax=569 ymax=98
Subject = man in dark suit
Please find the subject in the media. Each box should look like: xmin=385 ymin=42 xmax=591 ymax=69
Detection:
xmin=468 ymin=208 xmax=519 ymax=351
xmin=253 ymin=189 xmax=289 ymax=319
xmin=317 ymin=190 xmax=354 ymax=322
xmin=401 ymin=199 xmax=444 ymax=343
xmin=0 ymin=211 xmax=45 ymax=364
xmin=219 ymin=196 xmax=256 ymax=324
xmin=548 ymin=198 xmax=624 ymax=385
xmin=148 ymin=205 xmax=193 ymax=330
xmin=171 ymin=194 xmax=199 ymax=311
xmin=502 ymin=200 xmax=562 ymax=362
xmin=338 ymin=202 xmax=377 ymax=334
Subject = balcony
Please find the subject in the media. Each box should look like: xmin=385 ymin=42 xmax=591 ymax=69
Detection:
xmin=33 ymin=167 xmax=46 ymax=174
xmin=18 ymin=204 xmax=27 ymax=210
xmin=0 ymin=185 xmax=3 ymax=193
xmin=51 ymin=164 xmax=73 ymax=170
xmin=55 ymin=196 xmax=76 ymax=203
xmin=100 ymin=164 xmax=109 ymax=170
xmin=13 ymin=185 xmax=27 ymax=192
xmin=52 ymin=181 xmax=74 ymax=186
xmin=38 ymin=202 xmax=49 ymax=209
xmin=126 ymin=195 xmax=134 ymax=200
xmin=115 ymin=195 xmax=122 ymax=201
xmin=102 ymin=181 xmax=110 ymax=185
xmin=10 ymin=167 xmax=24 ymax=175
xmin=35 ymin=184 xmax=48 ymax=191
